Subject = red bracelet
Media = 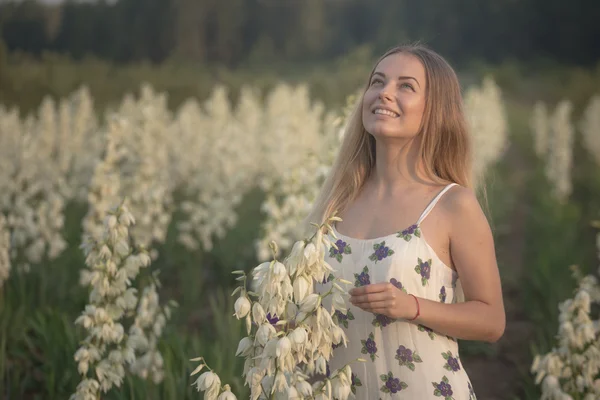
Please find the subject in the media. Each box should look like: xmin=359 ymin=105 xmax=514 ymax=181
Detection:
xmin=407 ymin=294 xmax=420 ymax=321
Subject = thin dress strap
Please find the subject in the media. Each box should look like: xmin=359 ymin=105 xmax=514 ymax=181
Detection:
xmin=416 ymin=183 xmax=458 ymax=225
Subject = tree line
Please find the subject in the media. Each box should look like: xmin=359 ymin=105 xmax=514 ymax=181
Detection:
xmin=0 ymin=0 xmax=599 ymax=67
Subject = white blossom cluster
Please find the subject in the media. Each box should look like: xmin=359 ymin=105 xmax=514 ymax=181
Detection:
xmin=464 ymin=77 xmax=509 ymax=184
xmin=546 ymin=101 xmax=575 ymax=203
xmin=0 ymin=102 xmax=68 ymax=274
xmin=73 ymin=203 xmax=173 ymax=399
xmin=129 ymin=281 xmax=176 ymax=383
xmin=174 ymin=86 xmax=262 ymax=251
xmin=112 ymin=84 xmax=174 ymax=252
xmin=529 ymin=100 xmax=575 ymax=202
xmin=255 ymin=94 xmax=355 ymax=261
xmin=580 ymin=95 xmax=600 ymax=166
xmin=192 ymin=215 xmax=363 ymax=400
xmin=0 ymin=213 xmax=10 ymax=287
xmin=531 ymin=229 xmax=600 ymax=399
xmin=73 ymin=204 xmax=150 ymax=399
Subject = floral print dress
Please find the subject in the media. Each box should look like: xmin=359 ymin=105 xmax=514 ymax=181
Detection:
xmin=317 ymin=183 xmax=476 ymax=399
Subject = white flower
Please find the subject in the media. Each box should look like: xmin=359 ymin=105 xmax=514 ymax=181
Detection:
xmin=273 ymin=370 xmax=288 ymax=393
xmin=255 ymin=323 xmax=276 ymax=346
xmin=303 ymin=242 xmax=318 ymax=266
xmin=234 ymin=296 xmax=251 ymax=319
xmin=300 ymin=293 xmax=321 ymax=313
xmin=235 ymin=337 xmax=253 ymax=357
xmin=272 ymin=261 xmax=287 ymax=282
xmin=217 ymin=384 xmax=237 ymax=400
xmin=252 ymin=302 xmax=266 ymax=324
xmin=296 ymin=379 xmax=313 ymax=397
xmin=293 ymin=275 xmax=310 ymax=303
xmin=315 ymin=355 xmax=327 ymax=375
xmin=276 ymin=336 xmax=292 ymax=358
xmin=332 ymin=376 xmax=351 ymax=400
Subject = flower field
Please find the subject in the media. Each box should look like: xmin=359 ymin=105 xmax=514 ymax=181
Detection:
xmin=0 ymin=79 xmax=599 ymax=399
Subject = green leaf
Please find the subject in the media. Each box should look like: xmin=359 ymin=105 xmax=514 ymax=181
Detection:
xmin=444 ymin=365 xmax=452 ymax=371
xmin=422 ymin=277 xmax=427 ymax=286
xmin=415 ymin=266 xmax=421 ymax=273
xmin=380 ymin=386 xmax=390 ymax=393
xmin=432 ymin=382 xmax=439 ymax=389
xmin=408 ymin=363 xmax=415 ymax=371
xmin=380 ymin=374 xmax=388 ymax=381
xmin=442 ymin=376 xmax=449 ymax=383
xmin=434 ymin=389 xmax=442 ymax=396
xmin=442 ymin=352 xmax=449 ymax=360
xmin=415 ymin=230 xmax=421 ymax=238
xmin=361 ymin=348 xmax=367 ymax=354
xmin=400 ymin=382 xmax=408 ymax=389
xmin=374 ymin=243 xmax=381 ymax=250
xmin=347 ymin=310 xmax=355 ymax=319
xmin=363 ymin=266 xmax=369 ymax=273
xmin=414 ymin=354 xmax=422 ymax=363
xmin=418 ymin=257 xmax=423 ymax=264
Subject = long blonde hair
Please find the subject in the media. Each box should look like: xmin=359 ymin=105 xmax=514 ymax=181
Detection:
xmin=307 ymin=44 xmax=473 ymax=226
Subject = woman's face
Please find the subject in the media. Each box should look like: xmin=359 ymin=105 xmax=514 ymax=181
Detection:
xmin=362 ymin=52 xmax=427 ymax=140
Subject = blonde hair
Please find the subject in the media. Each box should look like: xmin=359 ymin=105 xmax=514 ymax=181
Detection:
xmin=307 ymin=44 xmax=473 ymax=227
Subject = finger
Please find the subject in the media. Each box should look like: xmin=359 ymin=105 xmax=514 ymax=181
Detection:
xmin=359 ymin=300 xmax=391 ymax=311
xmin=349 ymin=282 xmax=391 ymax=296
xmin=351 ymin=292 xmax=390 ymax=305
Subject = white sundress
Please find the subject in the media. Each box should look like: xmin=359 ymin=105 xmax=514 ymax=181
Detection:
xmin=317 ymin=183 xmax=476 ymax=399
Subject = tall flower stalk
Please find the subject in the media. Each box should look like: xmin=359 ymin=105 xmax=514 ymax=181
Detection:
xmin=580 ymin=95 xmax=600 ymax=166
xmin=192 ymin=214 xmax=364 ymax=400
xmin=546 ymin=100 xmax=574 ymax=203
xmin=531 ymin=226 xmax=600 ymax=399
xmin=73 ymin=203 xmax=151 ymax=399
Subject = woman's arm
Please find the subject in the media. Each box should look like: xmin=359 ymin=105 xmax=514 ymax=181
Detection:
xmin=415 ymin=186 xmax=505 ymax=342
xmin=349 ymin=187 xmax=506 ymax=343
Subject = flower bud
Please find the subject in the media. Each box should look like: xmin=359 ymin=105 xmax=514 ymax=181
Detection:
xmin=235 ymin=337 xmax=253 ymax=357
xmin=252 ymin=302 xmax=266 ymax=324
xmin=234 ymin=297 xmax=251 ymax=319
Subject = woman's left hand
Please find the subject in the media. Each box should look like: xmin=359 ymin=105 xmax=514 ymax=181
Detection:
xmin=349 ymin=283 xmax=416 ymax=320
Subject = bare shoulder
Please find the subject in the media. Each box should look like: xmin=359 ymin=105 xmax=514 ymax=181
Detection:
xmin=438 ymin=185 xmax=491 ymax=235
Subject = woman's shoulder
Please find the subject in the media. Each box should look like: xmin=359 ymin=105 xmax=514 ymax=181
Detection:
xmin=438 ymin=184 xmax=489 ymax=230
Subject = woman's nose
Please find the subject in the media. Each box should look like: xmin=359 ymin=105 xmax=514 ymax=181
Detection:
xmin=378 ymin=85 xmax=393 ymax=101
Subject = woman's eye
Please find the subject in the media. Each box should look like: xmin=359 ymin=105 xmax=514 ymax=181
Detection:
xmin=371 ymin=78 xmax=383 ymax=86
xmin=400 ymin=82 xmax=414 ymax=90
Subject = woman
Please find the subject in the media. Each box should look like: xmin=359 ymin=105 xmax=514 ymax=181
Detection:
xmin=310 ymin=44 xmax=505 ymax=399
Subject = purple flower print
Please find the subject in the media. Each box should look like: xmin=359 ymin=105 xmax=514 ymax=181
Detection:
xmin=432 ymin=376 xmax=454 ymax=399
xmin=395 ymin=345 xmax=423 ymax=371
xmin=390 ymin=278 xmax=407 ymax=293
xmin=333 ymin=309 xmax=355 ymax=328
xmin=418 ymin=324 xmax=437 ymax=340
xmin=368 ymin=241 xmax=395 ymax=263
xmin=439 ymin=286 xmax=447 ymax=303
xmin=414 ymin=257 xmax=432 ymax=286
xmin=354 ymin=266 xmax=371 ymax=287
xmin=468 ymin=381 xmax=476 ymax=400
xmin=442 ymin=351 xmax=461 ymax=372
xmin=351 ymin=373 xmax=362 ymax=395
xmin=371 ymin=313 xmax=394 ymax=328
xmin=360 ymin=332 xmax=378 ymax=361
xmin=266 ymin=313 xmax=279 ymax=325
xmin=397 ymin=224 xmax=421 ymax=242
xmin=379 ymin=371 xmax=408 ymax=394
xmin=329 ymin=239 xmax=351 ymax=263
